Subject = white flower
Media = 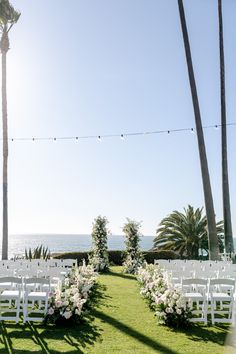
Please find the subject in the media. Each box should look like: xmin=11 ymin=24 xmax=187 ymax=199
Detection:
xmin=155 ymin=297 xmax=163 ymax=305
xmin=75 ymin=308 xmax=81 ymax=315
xmin=176 ymin=308 xmax=182 ymax=315
xmin=48 ymin=307 xmax=54 ymax=315
xmin=63 ymin=311 xmax=72 ymax=319
xmin=55 ymin=300 xmax=62 ymax=308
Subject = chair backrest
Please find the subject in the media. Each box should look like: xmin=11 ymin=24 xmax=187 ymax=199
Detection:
xmin=24 ymin=277 xmax=51 ymax=295
xmin=209 ymin=278 xmax=235 ymax=295
xmin=0 ymin=276 xmax=22 ymax=290
xmin=0 ymin=276 xmax=22 ymax=284
xmin=182 ymin=278 xmax=208 ymax=286
xmin=58 ymin=259 xmax=76 ymax=268
xmin=24 ymin=277 xmax=50 ymax=284
xmin=210 ymin=278 xmax=235 ymax=286
xmin=182 ymin=277 xmax=208 ymax=294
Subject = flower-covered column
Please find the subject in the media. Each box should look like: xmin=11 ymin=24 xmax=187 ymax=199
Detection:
xmin=89 ymin=216 xmax=109 ymax=272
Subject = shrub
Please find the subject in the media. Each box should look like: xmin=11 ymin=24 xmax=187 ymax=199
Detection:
xmin=53 ymin=250 xmax=177 ymax=265
xmin=137 ymin=264 xmax=192 ymax=328
xmin=44 ymin=262 xmax=97 ymax=325
xmin=143 ymin=250 xmax=178 ymax=263
xmin=108 ymin=250 xmax=125 ymax=265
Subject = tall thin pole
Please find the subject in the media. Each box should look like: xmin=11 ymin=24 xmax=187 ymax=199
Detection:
xmin=1 ymin=29 xmax=9 ymax=260
xmin=178 ymin=0 xmax=219 ymax=260
xmin=218 ymin=0 xmax=234 ymax=254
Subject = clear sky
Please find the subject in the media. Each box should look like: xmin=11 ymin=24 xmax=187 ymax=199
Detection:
xmin=1 ymin=0 xmax=236 ymax=236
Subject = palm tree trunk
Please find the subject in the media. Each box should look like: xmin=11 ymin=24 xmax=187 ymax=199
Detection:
xmin=178 ymin=0 xmax=219 ymax=260
xmin=1 ymin=29 xmax=9 ymax=260
xmin=218 ymin=0 xmax=234 ymax=254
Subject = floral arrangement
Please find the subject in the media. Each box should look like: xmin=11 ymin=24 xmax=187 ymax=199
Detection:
xmin=137 ymin=264 xmax=192 ymax=328
xmin=122 ymin=218 xmax=143 ymax=274
xmin=44 ymin=262 xmax=98 ymax=325
xmin=89 ymin=216 xmax=109 ymax=272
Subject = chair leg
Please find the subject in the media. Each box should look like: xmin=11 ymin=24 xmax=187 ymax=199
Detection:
xmin=16 ymin=298 xmax=20 ymax=323
xmin=203 ymin=300 xmax=207 ymax=325
xmin=211 ymin=300 xmax=215 ymax=325
xmin=23 ymin=297 xmax=27 ymax=323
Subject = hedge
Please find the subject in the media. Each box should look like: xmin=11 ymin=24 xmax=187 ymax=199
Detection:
xmin=53 ymin=249 xmax=178 ymax=266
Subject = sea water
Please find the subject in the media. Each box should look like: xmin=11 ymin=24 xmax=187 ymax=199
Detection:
xmin=1 ymin=234 xmax=155 ymax=259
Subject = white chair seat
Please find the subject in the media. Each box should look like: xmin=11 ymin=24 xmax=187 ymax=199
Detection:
xmin=0 ymin=290 xmax=20 ymax=299
xmin=184 ymin=292 xmax=204 ymax=300
xmin=211 ymin=292 xmax=231 ymax=301
xmin=0 ymin=282 xmax=12 ymax=288
xmin=27 ymin=291 xmax=47 ymax=299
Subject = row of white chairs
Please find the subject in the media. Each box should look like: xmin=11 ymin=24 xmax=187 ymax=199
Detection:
xmin=0 ymin=258 xmax=77 ymax=269
xmin=155 ymin=260 xmax=236 ymax=277
xmin=0 ymin=276 xmax=51 ymax=323
xmin=153 ymin=261 xmax=236 ymax=324
xmin=180 ymin=277 xmax=236 ymax=325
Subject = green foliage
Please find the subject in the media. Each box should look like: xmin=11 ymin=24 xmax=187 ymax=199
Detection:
xmin=122 ymin=218 xmax=143 ymax=274
xmin=53 ymin=250 xmax=178 ymax=265
xmin=142 ymin=250 xmax=178 ymax=263
xmin=25 ymin=244 xmax=51 ymax=260
xmin=154 ymin=205 xmax=224 ymax=259
xmin=0 ymin=0 xmax=20 ymax=28
xmin=0 ymin=266 xmax=229 ymax=353
xmin=89 ymin=216 xmax=109 ymax=272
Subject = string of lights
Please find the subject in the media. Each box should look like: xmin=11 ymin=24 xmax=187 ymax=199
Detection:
xmin=6 ymin=122 xmax=236 ymax=142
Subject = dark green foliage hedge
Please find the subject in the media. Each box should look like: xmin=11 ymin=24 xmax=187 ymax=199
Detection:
xmin=142 ymin=250 xmax=178 ymax=263
xmin=53 ymin=249 xmax=178 ymax=265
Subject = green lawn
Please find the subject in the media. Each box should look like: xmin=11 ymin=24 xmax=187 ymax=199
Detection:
xmin=0 ymin=266 xmax=233 ymax=353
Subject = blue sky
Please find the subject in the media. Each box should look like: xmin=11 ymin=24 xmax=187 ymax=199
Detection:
xmin=1 ymin=0 xmax=236 ymax=236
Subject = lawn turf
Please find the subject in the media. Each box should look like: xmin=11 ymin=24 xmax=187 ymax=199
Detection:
xmin=0 ymin=266 xmax=233 ymax=353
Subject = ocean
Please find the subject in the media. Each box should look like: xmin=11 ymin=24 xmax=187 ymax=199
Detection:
xmin=2 ymin=234 xmax=155 ymax=259
xmin=1 ymin=234 xmax=236 ymax=260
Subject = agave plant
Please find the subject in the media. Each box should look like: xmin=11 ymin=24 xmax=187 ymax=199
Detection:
xmin=25 ymin=244 xmax=51 ymax=260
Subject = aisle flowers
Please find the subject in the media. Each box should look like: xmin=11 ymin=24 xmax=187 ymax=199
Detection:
xmin=44 ymin=262 xmax=98 ymax=325
xmin=137 ymin=264 xmax=192 ymax=328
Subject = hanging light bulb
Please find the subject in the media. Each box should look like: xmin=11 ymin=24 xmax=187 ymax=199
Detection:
xmin=191 ymin=128 xmax=195 ymax=134
xmin=98 ymin=136 xmax=101 ymax=142
xmin=214 ymin=125 xmax=219 ymax=130
xmin=120 ymin=134 xmax=124 ymax=140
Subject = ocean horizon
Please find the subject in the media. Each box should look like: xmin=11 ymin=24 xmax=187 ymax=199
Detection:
xmin=1 ymin=234 xmax=236 ymax=260
xmin=1 ymin=234 xmax=156 ymax=259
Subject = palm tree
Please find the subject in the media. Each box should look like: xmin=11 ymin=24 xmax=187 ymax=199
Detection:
xmin=153 ymin=206 xmax=224 ymax=259
xmin=177 ymin=0 xmax=219 ymax=260
xmin=218 ymin=0 xmax=234 ymax=254
xmin=0 ymin=0 xmax=20 ymax=260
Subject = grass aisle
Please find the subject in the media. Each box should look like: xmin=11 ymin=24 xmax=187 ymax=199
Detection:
xmin=0 ymin=266 xmax=231 ymax=353
xmin=86 ymin=266 xmax=229 ymax=354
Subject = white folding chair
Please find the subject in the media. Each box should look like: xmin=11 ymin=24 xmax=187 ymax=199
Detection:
xmin=0 ymin=276 xmax=22 ymax=323
xmin=23 ymin=277 xmax=50 ymax=323
xmin=209 ymin=278 xmax=235 ymax=325
xmin=182 ymin=278 xmax=208 ymax=324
